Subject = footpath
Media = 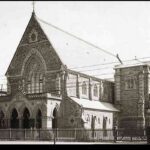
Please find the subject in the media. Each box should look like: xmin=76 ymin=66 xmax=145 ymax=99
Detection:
xmin=0 ymin=140 xmax=147 ymax=145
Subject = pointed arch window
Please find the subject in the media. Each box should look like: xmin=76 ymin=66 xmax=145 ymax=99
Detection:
xmin=27 ymin=73 xmax=44 ymax=94
xmin=82 ymin=81 xmax=87 ymax=95
xmin=93 ymin=84 xmax=98 ymax=97
xmin=39 ymin=74 xmax=43 ymax=93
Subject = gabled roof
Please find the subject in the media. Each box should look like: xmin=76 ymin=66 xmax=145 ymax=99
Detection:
xmin=35 ymin=15 xmax=120 ymax=80
xmin=69 ymin=96 xmax=119 ymax=112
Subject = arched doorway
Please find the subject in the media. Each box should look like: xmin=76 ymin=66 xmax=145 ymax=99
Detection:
xmin=0 ymin=110 xmax=5 ymax=128
xmin=22 ymin=108 xmax=30 ymax=129
xmin=11 ymin=109 xmax=19 ymax=128
xmin=52 ymin=108 xmax=58 ymax=129
xmin=36 ymin=109 xmax=42 ymax=129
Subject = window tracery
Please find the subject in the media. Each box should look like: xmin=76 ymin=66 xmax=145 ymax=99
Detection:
xmin=125 ymin=77 xmax=137 ymax=90
xmin=82 ymin=81 xmax=87 ymax=95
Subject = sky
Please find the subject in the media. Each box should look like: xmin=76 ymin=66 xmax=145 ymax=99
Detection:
xmin=1 ymin=1 xmax=150 ymax=85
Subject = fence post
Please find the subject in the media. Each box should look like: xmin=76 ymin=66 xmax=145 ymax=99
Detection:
xmin=130 ymin=129 xmax=132 ymax=142
xmin=24 ymin=129 xmax=26 ymax=140
xmin=39 ymin=129 xmax=40 ymax=140
xmin=9 ymin=128 xmax=11 ymax=140
xmin=113 ymin=126 xmax=117 ymax=143
xmin=30 ymin=127 xmax=33 ymax=140
xmin=54 ymin=129 xmax=56 ymax=145
xmin=56 ymin=128 xmax=58 ymax=141
xmin=130 ymin=136 xmax=132 ymax=141
xmin=75 ymin=128 xmax=76 ymax=141
xmin=30 ymin=128 xmax=32 ymax=140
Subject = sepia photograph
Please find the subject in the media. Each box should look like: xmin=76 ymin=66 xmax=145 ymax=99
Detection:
xmin=0 ymin=1 xmax=149 ymax=145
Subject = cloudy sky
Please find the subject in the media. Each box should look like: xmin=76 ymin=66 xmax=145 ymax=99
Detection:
xmin=0 ymin=1 xmax=150 ymax=84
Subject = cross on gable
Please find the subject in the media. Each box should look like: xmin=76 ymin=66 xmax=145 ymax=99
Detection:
xmin=32 ymin=1 xmax=35 ymax=13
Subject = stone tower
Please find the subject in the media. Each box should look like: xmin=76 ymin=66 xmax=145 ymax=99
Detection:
xmin=114 ymin=63 xmax=150 ymax=129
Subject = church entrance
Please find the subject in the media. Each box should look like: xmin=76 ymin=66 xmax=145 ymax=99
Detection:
xmin=11 ymin=109 xmax=19 ymax=128
xmin=22 ymin=108 xmax=30 ymax=129
xmin=52 ymin=108 xmax=58 ymax=129
xmin=36 ymin=109 xmax=42 ymax=129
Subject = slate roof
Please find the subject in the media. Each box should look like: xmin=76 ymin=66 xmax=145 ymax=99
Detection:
xmin=69 ymin=96 xmax=119 ymax=112
xmin=36 ymin=16 xmax=120 ymax=80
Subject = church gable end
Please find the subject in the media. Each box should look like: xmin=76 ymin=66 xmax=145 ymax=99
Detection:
xmin=6 ymin=13 xmax=62 ymax=77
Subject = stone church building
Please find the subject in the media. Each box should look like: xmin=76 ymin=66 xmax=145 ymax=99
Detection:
xmin=0 ymin=12 xmax=119 ymax=130
xmin=1 ymin=11 xmax=149 ymax=131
